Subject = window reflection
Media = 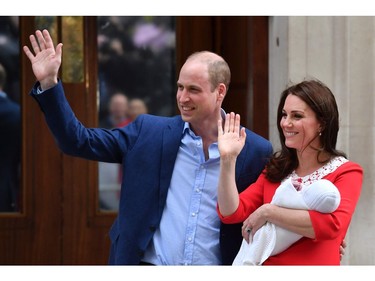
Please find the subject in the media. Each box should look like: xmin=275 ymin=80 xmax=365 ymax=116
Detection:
xmin=97 ymin=16 xmax=176 ymax=211
xmin=62 ymin=17 xmax=84 ymax=83
xmin=0 ymin=16 xmax=20 ymax=212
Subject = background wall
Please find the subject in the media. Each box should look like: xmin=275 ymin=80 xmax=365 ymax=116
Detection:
xmin=269 ymin=16 xmax=375 ymax=265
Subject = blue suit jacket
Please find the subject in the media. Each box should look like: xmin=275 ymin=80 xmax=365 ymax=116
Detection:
xmin=0 ymin=94 xmax=21 ymax=211
xmin=31 ymin=81 xmax=273 ymax=265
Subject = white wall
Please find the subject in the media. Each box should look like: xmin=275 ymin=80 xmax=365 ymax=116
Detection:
xmin=269 ymin=16 xmax=375 ymax=265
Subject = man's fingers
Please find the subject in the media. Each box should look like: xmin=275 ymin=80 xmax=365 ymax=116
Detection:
xmin=22 ymin=46 xmax=34 ymax=61
xmin=43 ymin=29 xmax=54 ymax=49
xmin=29 ymin=34 xmax=40 ymax=54
xmin=36 ymin=30 xmax=47 ymax=50
xmin=55 ymin=43 xmax=63 ymax=58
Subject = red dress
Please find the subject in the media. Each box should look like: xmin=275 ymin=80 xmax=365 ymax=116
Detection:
xmin=117 ymin=118 xmax=131 ymax=128
xmin=218 ymin=158 xmax=363 ymax=265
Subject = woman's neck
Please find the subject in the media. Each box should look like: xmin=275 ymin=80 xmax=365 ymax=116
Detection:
xmin=295 ymin=150 xmax=331 ymax=177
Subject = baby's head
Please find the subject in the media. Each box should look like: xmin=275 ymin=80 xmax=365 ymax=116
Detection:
xmin=303 ymin=179 xmax=341 ymax=213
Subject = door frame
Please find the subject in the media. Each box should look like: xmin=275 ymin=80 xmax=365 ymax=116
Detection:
xmin=0 ymin=16 xmax=269 ymax=265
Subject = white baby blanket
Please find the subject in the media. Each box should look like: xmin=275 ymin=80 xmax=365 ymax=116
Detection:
xmin=232 ymin=178 xmax=341 ymax=265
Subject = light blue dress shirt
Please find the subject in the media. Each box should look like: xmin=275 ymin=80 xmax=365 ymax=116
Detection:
xmin=142 ymin=122 xmax=222 ymax=265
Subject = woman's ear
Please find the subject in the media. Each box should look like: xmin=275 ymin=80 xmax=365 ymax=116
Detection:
xmin=318 ymin=121 xmax=326 ymax=133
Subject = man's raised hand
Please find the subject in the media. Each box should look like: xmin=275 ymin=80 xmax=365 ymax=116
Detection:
xmin=23 ymin=29 xmax=63 ymax=90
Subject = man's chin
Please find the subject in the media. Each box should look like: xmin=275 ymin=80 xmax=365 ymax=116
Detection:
xmin=180 ymin=113 xmax=192 ymax=122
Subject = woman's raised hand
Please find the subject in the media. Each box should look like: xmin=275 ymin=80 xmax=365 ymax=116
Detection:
xmin=218 ymin=112 xmax=246 ymax=160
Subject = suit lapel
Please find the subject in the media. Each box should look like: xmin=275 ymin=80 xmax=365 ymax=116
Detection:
xmin=235 ymin=141 xmax=247 ymax=182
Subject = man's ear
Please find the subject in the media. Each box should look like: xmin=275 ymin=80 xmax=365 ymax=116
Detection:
xmin=217 ymin=83 xmax=226 ymax=101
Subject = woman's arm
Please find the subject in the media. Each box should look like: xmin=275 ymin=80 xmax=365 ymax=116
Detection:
xmin=217 ymin=112 xmax=246 ymax=216
xmin=258 ymin=204 xmax=315 ymax=238
xmin=240 ymin=179 xmax=316 ymax=242
xmin=243 ymin=163 xmax=363 ymax=242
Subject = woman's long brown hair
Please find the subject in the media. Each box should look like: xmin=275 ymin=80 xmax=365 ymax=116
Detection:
xmin=265 ymin=79 xmax=346 ymax=182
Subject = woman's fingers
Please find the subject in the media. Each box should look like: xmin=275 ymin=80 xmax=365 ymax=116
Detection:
xmin=223 ymin=112 xmax=241 ymax=134
xmin=218 ymin=118 xmax=223 ymax=136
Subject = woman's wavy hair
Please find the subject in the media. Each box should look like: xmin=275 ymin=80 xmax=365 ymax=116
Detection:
xmin=265 ymin=79 xmax=346 ymax=182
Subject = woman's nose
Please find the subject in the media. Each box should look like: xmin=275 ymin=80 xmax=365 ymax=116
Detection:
xmin=282 ymin=117 xmax=292 ymax=127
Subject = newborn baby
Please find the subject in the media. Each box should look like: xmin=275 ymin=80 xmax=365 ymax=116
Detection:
xmin=232 ymin=178 xmax=341 ymax=265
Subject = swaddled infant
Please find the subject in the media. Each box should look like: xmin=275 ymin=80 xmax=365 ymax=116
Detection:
xmin=232 ymin=178 xmax=341 ymax=266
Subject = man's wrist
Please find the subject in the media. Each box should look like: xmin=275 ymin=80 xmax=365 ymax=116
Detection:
xmin=40 ymin=77 xmax=58 ymax=91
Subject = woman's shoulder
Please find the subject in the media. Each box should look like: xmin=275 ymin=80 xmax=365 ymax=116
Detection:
xmin=339 ymin=159 xmax=363 ymax=173
xmin=327 ymin=156 xmax=363 ymax=177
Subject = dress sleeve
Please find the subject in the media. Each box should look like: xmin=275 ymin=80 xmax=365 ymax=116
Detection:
xmin=217 ymin=171 xmax=270 ymax=224
xmin=309 ymin=161 xmax=363 ymax=241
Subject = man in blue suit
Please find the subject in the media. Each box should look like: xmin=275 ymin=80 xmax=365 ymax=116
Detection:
xmin=23 ymin=29 xmax=273 ymax=265
xmin=0 ymin=63 xmax=20 ymax=212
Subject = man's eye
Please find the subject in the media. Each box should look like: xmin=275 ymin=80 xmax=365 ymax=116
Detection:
xmin=190 ymin=88 xmax=199 ymax=93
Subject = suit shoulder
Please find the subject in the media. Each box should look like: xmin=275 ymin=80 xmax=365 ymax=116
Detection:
xmin=137 ymin=114 xmax=182 ymax=124
xmin=244 ymin=128 xmax=272 ymax=148
xmin=133 ymin=114 xmax=184 ymax=130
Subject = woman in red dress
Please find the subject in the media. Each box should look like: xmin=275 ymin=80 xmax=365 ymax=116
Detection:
xmin=217 ymin=79 xmax=363 ymax=265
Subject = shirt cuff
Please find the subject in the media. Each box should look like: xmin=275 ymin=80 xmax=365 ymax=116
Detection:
xmin=36 ymin=86 xmax=45 ymax=95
